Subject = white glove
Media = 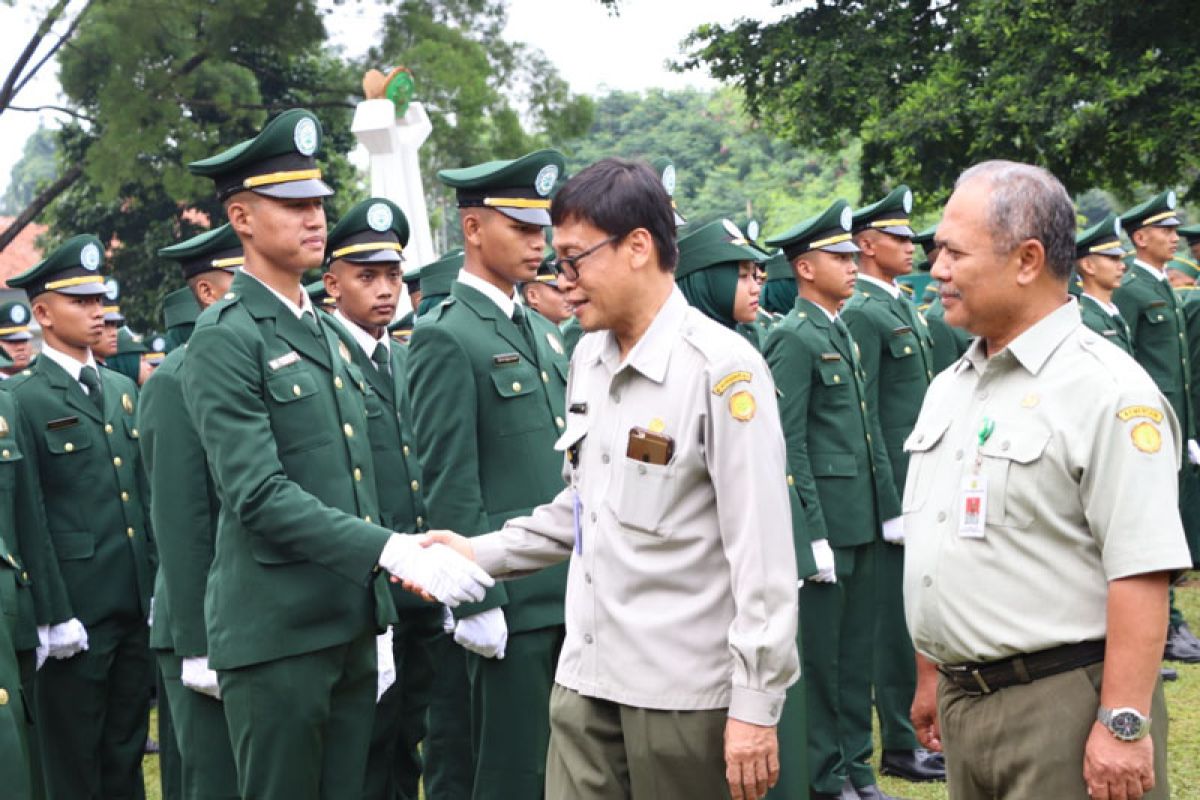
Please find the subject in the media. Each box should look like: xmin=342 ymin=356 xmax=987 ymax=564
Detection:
xmin=442 ymin=605 xmax=457 ymax=634
xmin=35 ymin=626 xmax=49 ymax=670
xmin=1189 ymin=439 xmax=1200 ymax=466
xmin=376 ymin=627 xmax=396 ymax=702
xmin=378 ymin=535 xmax=494 ymax=608
xmin=453 ymin=608 xmax=507 ymax=659
xmin=810 ymin=539 xmax=837 ymax=583
xmin=47 ymin=618 xmax=88 ymax=659
xmin=882 ymin=516 xmax=905 ymax=545
xmin=180 ymin=656 xmax=221 ymax=699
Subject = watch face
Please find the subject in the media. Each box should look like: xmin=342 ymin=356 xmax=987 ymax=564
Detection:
xmin=1111 ymin=711 xmax=1144 ymax=740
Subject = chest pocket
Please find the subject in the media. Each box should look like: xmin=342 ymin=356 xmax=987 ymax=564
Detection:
xmin=1141 ymin=304 xmax=1171 ymax=327
xmin=817 ymin=360 xmax=851 ymax=388
xmin=0 ymin=439 xmax=22 ymax=491
xmin=488 ymin=362 xmax=542 ymax=436
xmin=611 ymin=456 xmax=677 ymax=538
xmin=44 ymin=425 xmax=93 ymax=457
xmin=978 ymin=427 xmax=1051 ymax=529
xmin=887 ymin=331 xmax=921 ymax=360
xmin=265 ymin=368 xmax=330 ymax=453
xmin=902 ymin=416 xmax=951 ymax=513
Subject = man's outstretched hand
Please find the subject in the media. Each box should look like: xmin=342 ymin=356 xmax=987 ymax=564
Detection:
xmin=378 ymin=534 xmax=492 ymax=606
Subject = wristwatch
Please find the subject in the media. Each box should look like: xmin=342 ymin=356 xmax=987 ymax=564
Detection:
xmin=1097 ymin=706 xmax=1150 ymax=741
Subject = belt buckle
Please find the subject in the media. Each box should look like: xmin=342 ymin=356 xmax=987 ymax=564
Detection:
xmin=969 ymin=668 xmax=991 ymax=694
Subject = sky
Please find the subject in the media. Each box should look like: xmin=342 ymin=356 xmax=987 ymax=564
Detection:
xmin=0 ymin=0 xmax=789 ymax=196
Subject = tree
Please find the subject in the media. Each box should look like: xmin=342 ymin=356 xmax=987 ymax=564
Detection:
xmin=679 ymin=0 xmax=1200 ymax=206
xmin=1 ymin=126 xmax=60 ymax=214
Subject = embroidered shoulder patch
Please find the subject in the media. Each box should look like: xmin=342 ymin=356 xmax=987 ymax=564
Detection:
xmin=712 ymin=371 xmax=752 ymax=396
xmin=1117 ymin=405 xmax=1164 ymax=424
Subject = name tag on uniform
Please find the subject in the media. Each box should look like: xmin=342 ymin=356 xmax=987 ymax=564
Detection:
xmin=492 ymin=353 xmax=520 ymax=366
xmin=1101 ymin=330 xmax=1118 ymax=338
xmin=569 ymin=402 xmax=588 ymax=415
xmin=820 ymin=353 xmax=842 ymax=362
xmin=891 ymin=326 xmax=913 ymax=335
xmin=959 ymin=474 xmax=988 ymax=538
xmin=46 ymin=416 xmax=79 ymax=431
xmin=268 ymin=351 xmax=300 ymax=371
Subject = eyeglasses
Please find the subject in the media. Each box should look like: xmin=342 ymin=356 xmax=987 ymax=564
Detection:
xmin=552 ymin=234 xmax=619 ymax=281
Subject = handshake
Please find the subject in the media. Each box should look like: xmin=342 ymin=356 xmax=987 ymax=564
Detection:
xmin=377 ymin=530 xmax=491 ymax=608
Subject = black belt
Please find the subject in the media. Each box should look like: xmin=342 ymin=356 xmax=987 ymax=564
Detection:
xmin=938 ymin=639 xmax=1105 ymax=696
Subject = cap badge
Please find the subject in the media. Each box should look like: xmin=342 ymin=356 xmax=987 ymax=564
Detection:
xmin=81 ymin=242 xmax=101 ymax=271
xmin=840 ymin=206 xmax=853 ymax=231
xmin=293 ymin=117 xmax=319 ymax=156
xmin=661 ymin=164 xmax=676 ymax=196
xmin=9 ymin=306 xmax=26 ymax=325
xmin=367 ymin=202 xmax=393 ymax=232
xmin=534 ymin=164 xmax=559 ymax=198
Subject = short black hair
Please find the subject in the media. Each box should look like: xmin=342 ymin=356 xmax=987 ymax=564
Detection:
xmin=551 ymin=157 xmax=678 ymax=271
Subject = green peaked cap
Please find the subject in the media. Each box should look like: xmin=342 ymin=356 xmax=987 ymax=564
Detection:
xmin=650 ymin=156 xmax=687 ymax=226
xmin=912 ymin=223 xmax=938 ymax=251
xmin=1167 ymin=257 xmax=1200 ymax=280
xmin=162 ymin=287 xmax=201 ymax=331
xmin=403 ymin=266 xmax=422 ymax=290
xmin=1178 ymin=223 xmax=1200 ymax=246
xmin=188 ymin=108 xmax=334 ymax=201
xmin=327 ymin=197 xmax=410 ymax=265
xmin=676 ymin=219 xmax=766 ymax=280
xmin=10 ymin=233 xmax=109 ymax=298
xmin=0 ymin=301 xmax=33 ymax=341
xmin=766 ymin=200 xmax=860 ymax=260
xmin=1120 ymin=190 xmax=1180 ymax=232
xmin=158 ymin=223 xmax=244 ymax=279
xmin=116 ymin=327 xmax=148 ymax=355
xmin=419 ymin=250 xmax=465 ymax=297
xmin=1075 ymin=213 xmax=1125 ymax=259
xmin=764 ymin=251 xmax=793 ymax=281
xmin=851 ymin=185 xmax=914 ymax=237
xmin=438 ymin=149 xmax=565 ymax=226
xmin=304 ymin=279 xmax=336 ymax=308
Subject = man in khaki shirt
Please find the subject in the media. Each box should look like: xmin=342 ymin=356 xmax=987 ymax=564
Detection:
xmin=426 ymin=158 xmax=800 ymax=800
xmin=904 ymin=161 xmax=1191 ymax=800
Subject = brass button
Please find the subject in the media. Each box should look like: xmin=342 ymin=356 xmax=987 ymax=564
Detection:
xmin=1 ymin=450 xmax=8 ymax=459
xmin=126 ymin=527 xmax=135 ymax=538
xmin=416 ymin=516 xmax=424 ymax=527
xmin=121 ymin=491 xmax=129 ymax=502
xmin=113 ymin=457 xmax=122 ymax=467
xmin=224 ymin=292 xmax=236 ymax=300
xmin=402 ymin=445 xmax=410 ymax=457
xmin=64 ymin=443 xmax=74 ymax=453
xmin=410 ymin=480 xmax=419 ymax=492
xmin=833 ymin=375 xmax=841 ymax=384
xmin=105 ymin=424 xmax=114 ymax=434
xmin=787 ymin=475 xmax=795 ymax=486
xmin=131 ymin=428 xmax=138 ymax=438
xmin=353 ymin=468 xmax=362 ymax=482
xmin=541 ymin=371 xmax=549 ymax=383
xmin=20 ymin=571 xmax=27 ymax=581
xmin=0 ymin=688 xmax=8 ymax=705
xmin=364 ymin=515 xmax=372 ymax=524
xmin=343 ymin=423 xmax=354 ymax=438
xmin=512 ymin=381 xmax=522 ymax=392
xmin=292 ymin=384 xmax=302 ymax=397
xmin=334 ymin=376 xmax=344 ymax=390
xmin=555 ymin=416 xmax=565 ymax=429
xmin=904 ymin=346 xmax=912 ymax=354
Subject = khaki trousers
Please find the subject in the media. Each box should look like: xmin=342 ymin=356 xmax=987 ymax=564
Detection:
xmin=938 ymin=662 xmax=1169 ymax=800
xmin=545 ymin=683 xmax=731 ymax=800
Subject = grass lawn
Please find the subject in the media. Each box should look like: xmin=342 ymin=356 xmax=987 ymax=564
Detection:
xmin=142 ymin=575 xmax=1200 ymax=799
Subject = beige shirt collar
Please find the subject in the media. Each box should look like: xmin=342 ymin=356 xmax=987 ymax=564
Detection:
xmin=963 ymin=298 xmax=1079 ymax=377
xmin=594 ymin=287 xmax=687 ymax=384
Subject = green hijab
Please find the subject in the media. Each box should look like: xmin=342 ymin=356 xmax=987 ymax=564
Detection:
xmin=761 ymin=277 xmax=798 ymax=315
xmin=677 ymin=262 xmax=740 ymax=329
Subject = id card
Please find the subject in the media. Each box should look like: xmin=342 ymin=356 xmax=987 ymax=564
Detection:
xmin=573 ymin=490 xmax=583 ymax=554
xmin=958 ymin=474 xmax=987 ymax=538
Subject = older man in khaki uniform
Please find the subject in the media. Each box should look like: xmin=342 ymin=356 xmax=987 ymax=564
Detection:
xmin=427 ymin=158 xmax=800 ymax=800
xmin=904 ymin=160 xmax=1191 ymax=800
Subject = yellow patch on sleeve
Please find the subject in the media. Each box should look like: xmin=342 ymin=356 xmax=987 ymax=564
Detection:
xmin=713 ymin=370 xmax=752 ymax=396
xmin=648 ymin=418 xmax=666 ymax=433
xmin=729 ymin=391 xmax=756 ymax=422
xmin=1117 ymin=405 xmax=1165 ymax=424
xmin=1130 ymin=421 xmax=1162 ymax=454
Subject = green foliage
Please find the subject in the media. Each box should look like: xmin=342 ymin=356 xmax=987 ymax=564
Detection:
xmin=680 ymin=0 xmax=1200 ymax=205
xmin=561 ymin=88 xmax=862 ymax=242
xmin=0 ymin=126 xmax=57 ymax=215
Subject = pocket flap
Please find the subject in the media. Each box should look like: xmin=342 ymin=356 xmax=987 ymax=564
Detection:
xmin=0 ymin=438 xmax=23 ymax=463
xmin=490 ymin=366 xmax=538 ymax=398
xmin=905 ymin=417 xmax=951 ymax=453
xmin=52 ymin=531 xmax=94 ymax=561
xmin=810 ymin=452 xmax=857 ymax=477
xmin=266 ymin=370 xmax=318 ymax=403
xmin=980 ymin=428 xmax=1051 ymax=464
xmin=1141 ymin=305 xmax=1170 ymax=324
xmin=44 ymin=427 xmax=91 ymax=455
xmin=887 ymin=334 xmax=919 ymax=359
xmin=817 ymin=362 xmax=850 ymax=387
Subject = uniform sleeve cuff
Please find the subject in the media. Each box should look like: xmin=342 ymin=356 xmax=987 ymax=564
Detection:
xmin=471 ymin=532 xmax=508 ymax=575
xmin=728 ymin=685 xmax=786 ymax=727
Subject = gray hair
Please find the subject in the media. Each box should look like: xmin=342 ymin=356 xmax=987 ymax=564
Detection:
xmin=955 ymin=160 xmax=1076 ymax=281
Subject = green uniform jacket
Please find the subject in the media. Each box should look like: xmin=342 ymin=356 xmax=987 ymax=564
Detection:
xmin=329 ymin=320 xmax=433 ymax=612
xmin=920 ymin=296 xmax=971 ymax=374
xmin=6 ymin=359 xmax=154 ymax=627
xmin=0 ymin=529 xmax=31 ymax=800
xmin=408 ymin=282 xmax=569 ymax=629
xmin=1178 ymin=287 xmax=1200 ymax=433
xmin=842 ymin=279 xmax=935 ymax=496
xmin=139 ymin=345 xmax=220 ymax=656
xmin=182 ymin=272 xmax=397 ymax=670
xmin=763 ymin=297 xmax=898 ymax=556
xmin=1113 ymin=266 xmax=1195 ymax=439
xmin=1078 ymin=295 xmax=1133 ymax=355
xmin=0 ymin=392 xmax=69 ymax=651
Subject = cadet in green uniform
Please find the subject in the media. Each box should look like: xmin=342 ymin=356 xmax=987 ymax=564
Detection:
xmin=181 ymin=108 xmax=491 ymax=800
xmin=141 ymin=223 xmax=243 ymax=800
xmin=761 ymin=250 xmax=798 ymax=318
xmin=1112 ymin=191 xmax=1200 ymax=664
xmin=321 ymin=198 xmax=444 ymax=800
xmin=842 ymin=187 xmax=944 ymax=786
xmin=519 ymin=258 xmax=572 ymax=325
xmin=1167 ymin=257 xmax=1199 ymax=289
xmin=0 ymin=301 xmax=36 ymax=377
xmin=913 ymin=225 xmax=970 ymax=373
xmin=0 ymin=510 xmax=36 ymax=799
xmin=1180 ymin=223 xmax=1200 ymax=262
xmin=408 ymin=149 xmax=571 ymax=800
xmin=416 ymin=249 xmax=464 ymax=318
xmin=394 ymin=268 xmax=422 ymax=332
xmin=161 ymin=288 xmax=201 ymax=354
xmin=675 ymin=218 xmax=766 ymax=349
xmin=6 ymin=235 xmax=156 ymax=800
xmin=1075 ymin=215 xmax=1132 ymax=354
xmin=763 ymin=201 xmax=902 ymax=800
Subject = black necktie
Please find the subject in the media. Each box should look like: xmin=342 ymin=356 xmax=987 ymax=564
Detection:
xmin=372 ymin=342 xmax=391 ymax=376
xmin=79 ymin=365 xmax=103 ymax=412
xmin=511 ymin=305 xmax=538 ymax=356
